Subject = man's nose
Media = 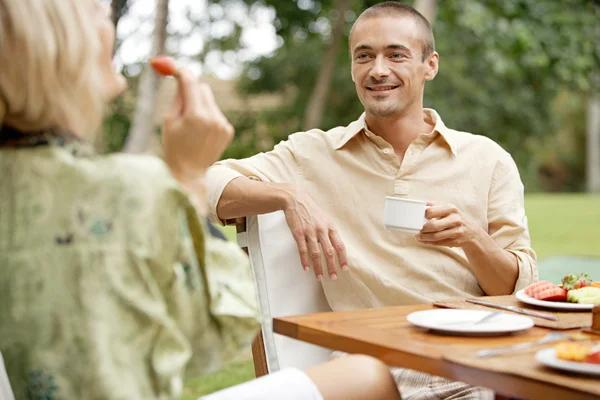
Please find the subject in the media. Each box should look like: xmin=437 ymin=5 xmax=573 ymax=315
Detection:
xmin=369 ymin=56 xmax=391 ymax=80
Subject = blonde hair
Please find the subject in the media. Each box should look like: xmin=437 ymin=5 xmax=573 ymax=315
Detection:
xmin=0 ymin=0 xmax=105 ymax=138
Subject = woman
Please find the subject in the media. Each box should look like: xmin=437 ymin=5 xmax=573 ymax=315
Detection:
xmin=0 ymin=1 xmax=400 ymax=400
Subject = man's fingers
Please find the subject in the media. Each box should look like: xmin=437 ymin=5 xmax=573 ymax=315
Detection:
xmin=425 ymin=204 xmax=459 ymax=219
xmin=306 ymin=233 xmax=324 ymax=281
xmin=317 ymin=229 xmax=338 ymax=280
xmin=329 ymin=228 xmax=348 ymax=271
xmin=418 ymin=238 xmax=457 ymax=247
xmin=417 ymin=226 xmax=463 ymax=242
xmin=291 ymin=229 xmax=312 ymax=273
xmin=421 ymin=214 xmax=461 ymax=233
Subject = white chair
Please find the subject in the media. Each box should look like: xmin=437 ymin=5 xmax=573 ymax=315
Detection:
xmin=0 ymin=352 xmax=15 ymax=400
xmin=234 ymin=211 xmax=332 ymax=376
xmin=233 ymin=212 xmax=507 ymax=400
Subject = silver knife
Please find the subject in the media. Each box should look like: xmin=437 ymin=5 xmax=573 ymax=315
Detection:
xmin=466 ymin=298 xmax=558 ymax=321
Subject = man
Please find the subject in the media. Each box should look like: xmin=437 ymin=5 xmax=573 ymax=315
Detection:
xmin=206 ymin=2 xmax=537 ymax=398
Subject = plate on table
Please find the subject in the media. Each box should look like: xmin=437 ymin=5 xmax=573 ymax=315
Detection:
xmin=536 ymin=348 xmax=600 ymax=376
xmin=515 ymin=289 xmax=594 ymax=311
xmin=406 ymin=309 xmax=534 ymax=336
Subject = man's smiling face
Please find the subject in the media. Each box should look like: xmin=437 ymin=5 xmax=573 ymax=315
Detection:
xmin=350 ymin=15 xmax=436 ymax=118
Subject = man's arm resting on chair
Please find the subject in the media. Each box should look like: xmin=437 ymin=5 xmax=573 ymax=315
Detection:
xmin=217 ymin=176 xmax=348 ymax=281
xmin=217 ymin=177 xmax=292 ymax=220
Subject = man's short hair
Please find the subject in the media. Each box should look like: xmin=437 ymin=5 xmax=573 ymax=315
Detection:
xmin=350 ymin=1 xmax=435 ymax=61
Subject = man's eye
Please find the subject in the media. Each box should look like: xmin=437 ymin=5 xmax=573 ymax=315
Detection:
xmin=391 ymin=53 xmax=406 ymax=59
xmin=356 ymin=53 xmax=371 ymax=60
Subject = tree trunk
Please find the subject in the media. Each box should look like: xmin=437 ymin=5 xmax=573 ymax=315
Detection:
xmin=302 ymin=0 xmax=350 ymax=131
xmin=413 ymin=0 xmax=437 ymax=24
xmin=123 ymin=0 xmax=169 ymax=154
xmin=111 ymin=0 xmax=130 ymax=55
xmin=111 ymin=0 xmax=129 ymax=32
xmin=587 ymin=87 xmax=600 ymax=193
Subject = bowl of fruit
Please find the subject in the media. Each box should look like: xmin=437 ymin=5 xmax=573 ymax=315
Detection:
xmin=516 ymin=273 xmax=600 ymax=310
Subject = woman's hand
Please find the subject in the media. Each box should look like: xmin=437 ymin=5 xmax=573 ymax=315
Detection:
xmin=161 ymin=68 xmax=234 ymax=186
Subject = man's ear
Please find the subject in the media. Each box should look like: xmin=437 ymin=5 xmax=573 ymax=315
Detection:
xmin=351 ymin=69 xmax=355 ymax=83
xmin=424 ymin=52 xmax=439 ymax=81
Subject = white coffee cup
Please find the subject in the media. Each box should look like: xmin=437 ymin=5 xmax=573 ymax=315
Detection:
xmin=383 ymin=196 xmax=428 ymax=234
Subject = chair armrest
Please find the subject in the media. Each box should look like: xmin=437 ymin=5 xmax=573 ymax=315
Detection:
xmin=224 ymin=217 xmax=247 ymax=231
xmin=226 ymin=217 xmax=248 ymax=253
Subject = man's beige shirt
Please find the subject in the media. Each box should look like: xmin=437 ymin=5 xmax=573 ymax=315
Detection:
xmin=206 ymin=109 xmax=538 ymax=309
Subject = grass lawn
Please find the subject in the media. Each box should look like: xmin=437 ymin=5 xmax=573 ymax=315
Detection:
xmin=184 ymin=193 xmax=600 ymax=398
xmin=182 ymin=359 xmax=255 ymax=400
xmin=525 ymin=194 xmax=599 ymax=259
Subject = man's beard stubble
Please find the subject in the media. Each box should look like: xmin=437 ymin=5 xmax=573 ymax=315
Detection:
xmin=365 ymin=101 xmax=401 ymax=118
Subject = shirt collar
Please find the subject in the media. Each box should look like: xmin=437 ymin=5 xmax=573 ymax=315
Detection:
xmin=335 ymin=109 xmax=457 ymax=156
xmin=0 ymin=124 xmax=86 ymax=149
xmin=334 ymin=114 xmax=367 ymax=150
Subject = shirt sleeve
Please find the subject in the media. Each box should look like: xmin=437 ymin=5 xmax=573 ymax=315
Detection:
xmin=175 ymin=201 xmax=260 ymax=378
xmin=487 ymin=152 xmax=538 ymax=292
xmin=148 ymin=173 xmax=260 ymax=382
xmin=205 ymin=138 xmax=302 ymax=224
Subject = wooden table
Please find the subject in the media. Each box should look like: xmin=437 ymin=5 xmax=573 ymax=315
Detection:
xmin=273 ymin=303 xmax=599 ymax=400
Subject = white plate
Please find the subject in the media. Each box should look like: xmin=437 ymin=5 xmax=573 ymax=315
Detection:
xmin=515 ymin=289 xmax=594 ymax=311
xmin=536 ymin=348 xmax=600 ymax=376
xmin=406 ymin=309 xmax=534 ymax=336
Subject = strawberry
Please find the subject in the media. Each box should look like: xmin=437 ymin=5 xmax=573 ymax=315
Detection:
xmin=561 ymin=273 xmax=593 ymax=290
xmin=150 ymin=55 xmax=178 ymax=77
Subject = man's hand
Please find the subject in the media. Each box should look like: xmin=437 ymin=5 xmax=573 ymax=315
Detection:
xmin=416 ymin=201 xmax=484 ymax=248
xmin=416 ymin=200 xmax=520 ymax=295
xmin=280 ymin=185 xmax=348 ymax=281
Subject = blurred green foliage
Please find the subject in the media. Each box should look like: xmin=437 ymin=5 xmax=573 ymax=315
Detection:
xmin=230 ymin=0 xmax=598 ymax=189
xmin=103 ymin=0 xmax=599 ymax=192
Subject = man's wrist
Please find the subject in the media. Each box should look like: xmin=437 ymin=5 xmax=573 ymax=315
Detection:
xmin=461 ymin=225 xmax=488 ymax=253
xmin=272 ymin=182 xmax=297 ymax=211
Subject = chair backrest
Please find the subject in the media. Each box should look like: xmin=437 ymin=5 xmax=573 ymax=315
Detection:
xmin=238 ymin=211 xmax=332 ymax=374
xmin=0 ymin=352 xmax=15 ymax=400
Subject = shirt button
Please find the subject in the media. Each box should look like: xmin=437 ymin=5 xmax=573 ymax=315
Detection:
xmin=383 ymin=149 xmax=391 ymax=155
xmin=394 ymin=180 xmax=409 ymax=195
